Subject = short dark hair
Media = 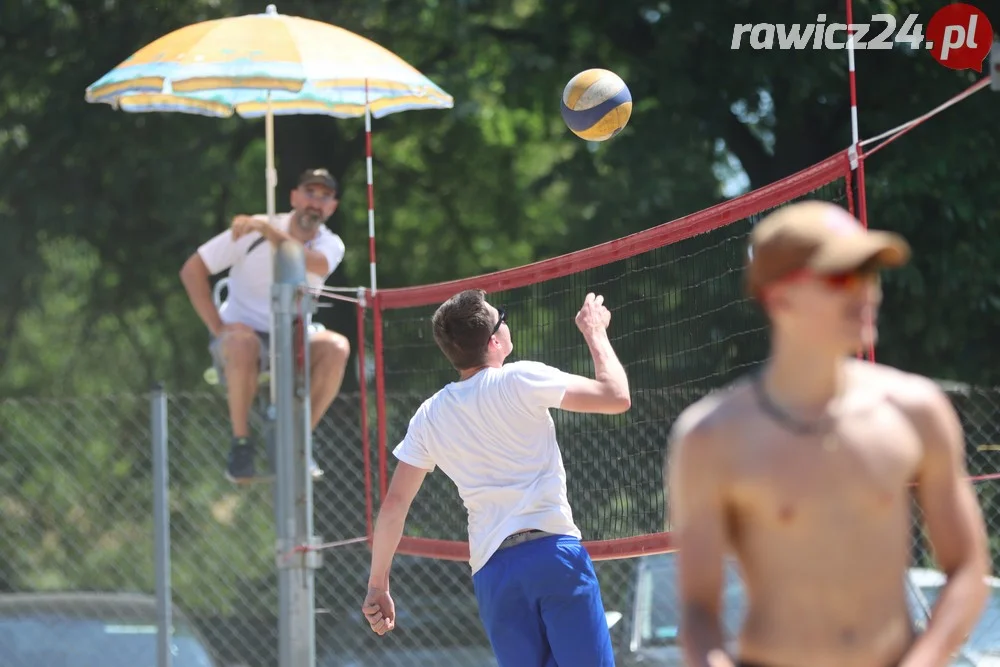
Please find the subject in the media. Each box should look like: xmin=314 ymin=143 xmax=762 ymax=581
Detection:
xmin=432 ymin=289 xmax=495 ymax=371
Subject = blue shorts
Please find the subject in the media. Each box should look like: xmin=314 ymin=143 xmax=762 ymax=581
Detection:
xmin=472 ymin=534 xmax=614 ymax=667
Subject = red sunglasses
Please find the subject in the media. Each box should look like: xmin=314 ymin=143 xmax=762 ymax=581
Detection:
xmin=770 ymin=268 xmax=880 ymax=293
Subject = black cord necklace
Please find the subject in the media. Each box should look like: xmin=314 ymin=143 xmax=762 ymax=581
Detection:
xmin=752 ymin=369 xmax=832 ymax=436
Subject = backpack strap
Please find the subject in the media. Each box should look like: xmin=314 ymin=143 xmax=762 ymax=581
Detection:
xmin=246 ymin=235 xmax=268 ymax=255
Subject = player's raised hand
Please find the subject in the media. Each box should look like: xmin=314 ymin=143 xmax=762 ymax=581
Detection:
xmin=362 ymin=587 xmax=396 ymax=636
xmin=575 ymin=292 xmax=611 ymax=335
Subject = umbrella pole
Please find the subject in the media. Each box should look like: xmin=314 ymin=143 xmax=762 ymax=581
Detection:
xmin=365 ymin=79 xmax=377 ymax=295
xmin=266 ymin=93 xmax=278 ymax=406
xmin=266 ymin=93 xmax=277 ymax=223
xmin=264 ymin=90 xmax=291 ymax=667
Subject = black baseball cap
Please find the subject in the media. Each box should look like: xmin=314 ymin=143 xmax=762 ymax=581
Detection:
xmin=297 ymin=168 xmax=338 ymax=195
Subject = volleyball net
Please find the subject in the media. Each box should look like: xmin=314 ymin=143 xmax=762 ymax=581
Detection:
xmin=352 ymin=72 xmax=999 ymax=569
xmin=357 ymin=152 xmax=854 ymax=561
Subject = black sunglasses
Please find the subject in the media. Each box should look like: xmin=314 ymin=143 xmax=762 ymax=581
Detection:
xmin=490 ymin=306 xmax=507 ymax=336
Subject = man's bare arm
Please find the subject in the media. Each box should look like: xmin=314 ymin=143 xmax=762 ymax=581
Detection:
xmin=900 ymin=380 xmax=989 ymax=667
xmin=559 ymin=293 xmax=630 ymax=414
xmin=559 ymin=329 xmax=630 ymax=414
xmin=179 ymin=253 xmax=224 ymax=336
xmin=667 ymin=409 xmax=735 ymax=667
xmin=368 ymin=461 xmax=430 ymax=590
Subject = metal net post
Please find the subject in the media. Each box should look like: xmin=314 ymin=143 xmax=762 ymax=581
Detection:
xmin=151 ymin=382 xmax=173 ymax=667
xmin=272 ymin=240 xmax=320 ymax=667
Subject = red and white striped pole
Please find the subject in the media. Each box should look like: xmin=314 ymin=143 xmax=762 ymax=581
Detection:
xmin=846 ymin=0 xmax=875 ymax=362
xmin=846 ymin=0 xmax=869 ymax=231
xmin=364 ymin=78 xmax=390 ymax=501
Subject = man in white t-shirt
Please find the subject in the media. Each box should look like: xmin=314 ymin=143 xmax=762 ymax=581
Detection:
xmin=180 ymin=168 xmax=351 ymax=483
xmin=361 ymin=289 xmax=630 ymax=667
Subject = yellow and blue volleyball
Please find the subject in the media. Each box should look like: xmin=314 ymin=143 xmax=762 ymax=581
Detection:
xmin=560 ymin=69 xmax=632 ymax=142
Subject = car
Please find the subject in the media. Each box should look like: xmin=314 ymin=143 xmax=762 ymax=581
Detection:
xmin=0 ymin=591 xmax=222 ymax=667
xmin=606 ymin=552 xmax=745 ymax=666
xmin=606 ymin=553 xmax=1000 ymax=666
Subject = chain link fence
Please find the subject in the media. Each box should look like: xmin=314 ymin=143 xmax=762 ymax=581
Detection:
xmin=0 ymin=388 xmax=371 ymax=667
xmin=1 ymin=382 xmax=998 ymax=666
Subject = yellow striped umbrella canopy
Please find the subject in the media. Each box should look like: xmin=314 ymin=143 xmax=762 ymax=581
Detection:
xmin=85 ymin=4 xmax=453 ymax=119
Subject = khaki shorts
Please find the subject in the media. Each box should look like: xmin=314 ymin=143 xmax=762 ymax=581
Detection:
xmin=208 ymin=323 xmax=328 ymax=386
xmin=208 ymin=330 xmax=271 ymax=386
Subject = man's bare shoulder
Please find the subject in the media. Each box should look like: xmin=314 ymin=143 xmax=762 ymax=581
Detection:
xmin=670 ymin=376 xmax=755 ymax=446
xmin=847 ymin=359 xmax=958 ymax=447
xmin=847 ymin=358 xmax=951 ymax=413
xmin=666 ymin=378 xmax=755 ymax=494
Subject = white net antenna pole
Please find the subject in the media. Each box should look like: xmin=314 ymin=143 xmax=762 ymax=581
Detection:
xmin=365 ymin=79 xmax=377 ymax=296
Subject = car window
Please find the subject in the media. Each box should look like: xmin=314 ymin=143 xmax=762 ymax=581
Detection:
xmin=638 ymin=555 xmax=746 ymax=647
xmin=0 ymin=616 xmax=216 ymax=667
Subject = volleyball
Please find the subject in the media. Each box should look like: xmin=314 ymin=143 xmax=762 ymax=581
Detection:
xmin=560 ymin=69 xmax=632 ymax=142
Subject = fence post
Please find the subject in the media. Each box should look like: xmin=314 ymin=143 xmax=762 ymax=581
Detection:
xmin=273 ymin=241 xmax=318 ymax=667
xmin=151 ymin=381 xmax=172 ymax=667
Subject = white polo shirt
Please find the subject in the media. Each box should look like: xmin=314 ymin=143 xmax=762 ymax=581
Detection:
xmin=197 ymin=213 xmax=345 ymax=333
xmin=392 ymin=360 xmax=583 ymax=574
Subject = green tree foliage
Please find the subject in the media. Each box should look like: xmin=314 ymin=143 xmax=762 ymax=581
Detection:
xmin=1 ymin=0 xmax=997 ymax=396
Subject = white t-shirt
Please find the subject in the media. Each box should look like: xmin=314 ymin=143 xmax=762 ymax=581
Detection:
xmin=393 ymin=360 xmax=583 ymax=574
xmin=197 ymin=213 xmax=345 ymax=333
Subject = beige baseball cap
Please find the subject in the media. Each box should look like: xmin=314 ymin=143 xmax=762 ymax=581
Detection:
xmin=745 ymin=200 xmax=911 ymax=298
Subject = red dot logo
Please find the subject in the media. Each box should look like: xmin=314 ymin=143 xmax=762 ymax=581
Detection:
xmin=926 ymin=3 xmax=993 ymax=72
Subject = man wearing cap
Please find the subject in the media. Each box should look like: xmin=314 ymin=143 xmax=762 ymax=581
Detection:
xmin=180 ymin=168 xmax=351 ymax=483
xmin=666 ymin=201 xmax=988 ymax=667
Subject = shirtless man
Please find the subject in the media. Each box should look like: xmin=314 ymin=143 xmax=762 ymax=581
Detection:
xmin=667 ymin=201 xmax=989 ymax=667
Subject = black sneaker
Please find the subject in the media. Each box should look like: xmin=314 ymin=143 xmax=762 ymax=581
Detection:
xmin=225 ymin=437 xmax=257 ymax=483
